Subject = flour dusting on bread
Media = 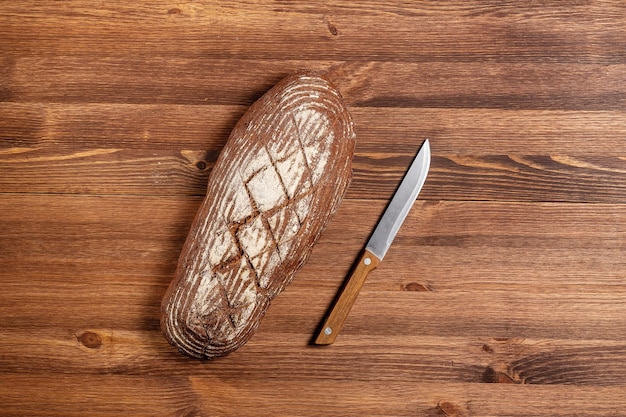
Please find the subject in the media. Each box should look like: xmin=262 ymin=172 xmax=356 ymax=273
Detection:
xmin=161 ymin=71 xmax=355 ymax=359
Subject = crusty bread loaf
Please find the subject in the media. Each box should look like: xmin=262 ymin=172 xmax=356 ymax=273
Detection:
xmin=161 ymin=71 xmax=356 ymax=359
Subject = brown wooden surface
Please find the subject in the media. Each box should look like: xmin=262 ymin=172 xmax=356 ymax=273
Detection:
xmin=1 ymin=1 xmax=625 ymax=416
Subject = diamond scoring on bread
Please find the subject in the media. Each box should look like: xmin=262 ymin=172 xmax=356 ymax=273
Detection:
xmin=161 ymin=71 xmax=355 ymax=359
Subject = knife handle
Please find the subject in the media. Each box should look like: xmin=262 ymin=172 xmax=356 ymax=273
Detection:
xmin=314 ymin=249 xmax=380 ymax=345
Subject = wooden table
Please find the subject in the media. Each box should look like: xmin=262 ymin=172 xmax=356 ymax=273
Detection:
xmin=2 ymin=2 xmax=625 ymax=416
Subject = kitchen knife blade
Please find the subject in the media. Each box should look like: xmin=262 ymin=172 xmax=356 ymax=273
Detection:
xmin=314 ymin=139 xmax=431 ymax=345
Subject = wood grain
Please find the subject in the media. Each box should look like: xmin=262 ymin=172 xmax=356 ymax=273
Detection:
xmin=1 ymin=2 xmax=624 ymax=63
xmin=2 ymin=1 xmax=626 ymax=416
xmin=4 ymin=59 xmax=626 ymax=109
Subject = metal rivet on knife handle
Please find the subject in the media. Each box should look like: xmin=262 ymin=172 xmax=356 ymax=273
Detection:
xmin=314 ymin=139 xmax=431 ymax=345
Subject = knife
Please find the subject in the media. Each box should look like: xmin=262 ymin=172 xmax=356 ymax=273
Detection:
xmin=314 ymin=139 xmax=431 ymax=345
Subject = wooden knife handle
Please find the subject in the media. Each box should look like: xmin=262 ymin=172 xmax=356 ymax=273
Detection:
xmin=314 ymin=249 xmax=380 ymax=345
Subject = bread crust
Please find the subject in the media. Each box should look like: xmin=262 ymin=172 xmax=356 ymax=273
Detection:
xmin=161 ymin=71 xmax=355 ymax=359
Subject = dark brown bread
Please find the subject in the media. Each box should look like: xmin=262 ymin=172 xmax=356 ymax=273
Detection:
xmin=161 ymin=71 xmax=356 ymax=359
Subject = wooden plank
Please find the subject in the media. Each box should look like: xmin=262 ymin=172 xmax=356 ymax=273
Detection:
xmin=4 ymin=59 xmax=626 ymax=110
xmin=0 ymin=102 xmax=242 ymax=149
xmin=2 ymin=195 xmax=624 ymax=283
xmin=353 ymin=108 xmax=626 ymax=155
xmin=3 ymin=274 xmax=626 ymax=340
xmin=6 ymin=277 xmax=625 ymax=340
xmin=2 ymin=104 xmax=626 ymax=200
xmin=1 ymin=146 xmax=625 ymax=201
xmin=4 ymin=103 xmax=626 ymax=153
xmin=0 ymin=194 xmax=198 ymax=277
xmin=2 ymin=325 xmax=626 ymax=386
xmin=305 ymin=200 xmax=626 ymax=290
xmin=0 ymin=146 xmax=213 ymax=196
xmin=1 ymin=1 xmax=624 ymax=63
xmin=2 ymin=374 xmax=626 ymax=417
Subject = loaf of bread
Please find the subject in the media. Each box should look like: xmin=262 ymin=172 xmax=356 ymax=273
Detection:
xmin=161 ymin=71 xmax=356 ymax=359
